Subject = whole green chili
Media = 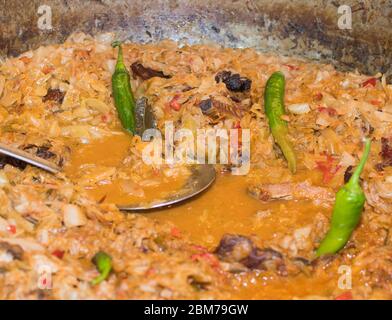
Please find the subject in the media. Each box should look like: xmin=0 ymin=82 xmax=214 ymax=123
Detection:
xmin=317 ymin=138 xmax=371 ymax=256
xmin=264 ymin=71 xmax=297 ymax=173
xmin=111 ymin=41 xmax=136 ymax=134
xmin=91 ymin=251 xmax=112 ymax=285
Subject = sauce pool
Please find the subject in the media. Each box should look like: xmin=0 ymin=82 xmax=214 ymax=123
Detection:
xmin=65 ymin=134 xmax=337 ymax=299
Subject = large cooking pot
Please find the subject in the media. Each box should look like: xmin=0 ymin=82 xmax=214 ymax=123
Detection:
xmin=1 ymin=0 xmax=391 ymax=81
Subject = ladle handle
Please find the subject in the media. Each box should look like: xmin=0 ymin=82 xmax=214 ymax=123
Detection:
xmin=0 ymin=142 xmax=61 ymax=174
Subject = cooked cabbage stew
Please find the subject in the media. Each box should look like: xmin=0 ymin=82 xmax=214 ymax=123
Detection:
xmin=0 ymin=33 xmax=391 ymax=299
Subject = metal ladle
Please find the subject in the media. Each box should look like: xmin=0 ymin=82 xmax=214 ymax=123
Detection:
xmin=0 ymin=142 xmax=216 ymax=211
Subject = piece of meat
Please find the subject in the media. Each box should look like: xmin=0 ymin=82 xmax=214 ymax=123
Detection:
xmin=131 ymin=62 xmax=171 ymax=80
xmin=229 ymin=95 xmax=241 ymax=103
xmin=0 ymin=155 xmax=27 ymax=170
xmin=215 ymin=71 xmax=251 ymax=92
xmin=353 ymin=246 xmax=392 ymax=293
xmin=376 ymin=137 xmax=392 ymax=171
xmin=364 ymin=180 xmax=392 ymax=214
xmin=198 ymin=97 xmax=246 ymax=125
xmin=199 ymin=99 xmax=213 ymax=113
xmin=0 ymin=241 xmax=24 ymax=260
xmin=241 ymin=247 xmax=287 ymax=276
xmin=214 ymin=234 xmax=253 ymax=262
xmin=292 ymin=256 xmax=312 ymax=267
xmin=247 ymin=181 xmax=335 ymax=202
xmin=0 ymin=143 xmax=59 ymax=170
xmin=215 ymin=71 xmax=231 ymax=83
xmin=213 ymin=98 xmax=246 ymax=118
xmin=42 ymin=88 xmax=65 ymax=104
xmin=381 ymin=137 xmax=392 ymax=160
xmin=36 ymin=147 xmax=55 ymax=159
xmin=214 ymin=234 xmax=288 ymax=276
xmin=22 ymin=144 xmax=56 ymax=160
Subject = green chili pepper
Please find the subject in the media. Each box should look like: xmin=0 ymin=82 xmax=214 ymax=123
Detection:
xmin=111 ymin=41 xmax=136 ymax=134
xmin=264 ymin=71 xmax=297 ymax=173
xmin=91 ymin=251 xmax=112 ymax=285
xmin=317 ymin=139 xmax=371 ymax=256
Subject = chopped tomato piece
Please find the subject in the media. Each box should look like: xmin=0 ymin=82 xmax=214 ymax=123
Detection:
xmin=169 ymin=95 xmax=181 ymax=111
xmin=52 ymin=250 xmax=65 ymax=259
xmin=370 ymin=99 xmax=381 ymax=106
xmin=191 ymin=252 xmax=221 ymax=269
xmin=362 ymin=77 xmax=377 ymax=88
xmin=41 ymin=278 xmax=47 ymax=286
xmin=314 ymin=92 xmax=323 ymax=101
xmin=283 ymin=64 xmax=300 ymax=71
xmin=144 ymin=267 xmax=156 ymax=277
xmin=318 ymin=106 xmax=337 ymax=117
xmin=170 ymin=227 xmax=181 ymax=238
xmin=42 ymin=65 xmax=55 ymax=74
xmin=19 ymin=56 xmax=31 ymax=64
xmin=335 ymin=291 xmax=353 ymax=300
xmin=101 ymin=113 xmax=111 ymax=123
xmin=7 ymin=224 xmax=16 ymax=234
xmin=316 ymin=154 xmax=341 ymax=184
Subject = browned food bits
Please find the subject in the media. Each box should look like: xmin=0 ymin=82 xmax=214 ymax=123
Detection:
xmin=215 ymin=70 xmax=252 ymax=92
xmin=214 ymin=234 xmax=253 ymax=262
xmin=22 ymin=144 xmax=56 ymax=160
xmin=0 ymin=241 xmax=24 ymax=260
xmin=199 ymin=99 xmax=213 ymax=113
xmin=0 ymin=155 xmax=27 ymax=170
xmin=131 ymin=62 xmax=171 ymax=80
xmin=42 ymin=88 xmax=65 ymax=104
xmin=375 ymin=137 xmax=392 ymax=171
xmin=214 ymin=234 xmax=287 ymax=275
